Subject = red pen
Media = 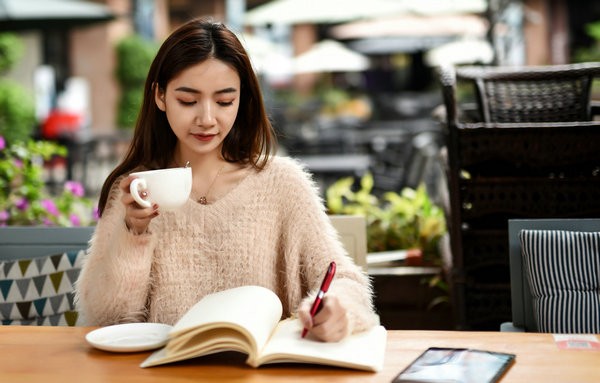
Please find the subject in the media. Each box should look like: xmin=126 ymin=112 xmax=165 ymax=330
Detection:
xmin=301 ymin=261 xmax=336 ymax=338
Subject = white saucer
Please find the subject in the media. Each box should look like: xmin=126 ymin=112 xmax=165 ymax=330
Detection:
xmin=85 ymin=323 xmax=173 ymax=352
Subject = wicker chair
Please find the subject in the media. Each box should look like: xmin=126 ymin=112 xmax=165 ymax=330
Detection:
xmin=454 ymin=62 xmax=600 ymax=123
xmin=438 ymin=63 xmax=600 ymax=330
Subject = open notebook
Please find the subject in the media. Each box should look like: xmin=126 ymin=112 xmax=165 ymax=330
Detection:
xmin=141 ymin=285 xmax=387 ymax=371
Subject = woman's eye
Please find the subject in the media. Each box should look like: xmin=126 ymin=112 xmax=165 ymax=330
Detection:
xmin=178 ymin=100 xmax=196 ymax=106
xmin=217 ymin=101 xmax=234 ymax=106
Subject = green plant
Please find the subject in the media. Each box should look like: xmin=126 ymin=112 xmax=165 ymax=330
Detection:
xmin=0 ymin=33 xmax=23 ymax=73
xmin=0 ymin=33 xmax=35 ymax=143
xmin=0 ymin=79 xmax=36 ymax=143
xmin=116 ymin=88 xmax=144 ymax=131
xmin=327 ymin=173 xmax=450 ymax=311
xmin=573 ymin=21 xmax=600 ymax=62
xmin=0 ymin=136 xmax=98 ymax=226
xmin=326 ymin=173 xmax=446 ymax=265
xmin=115 ymin=35 xmax=158 ymax=129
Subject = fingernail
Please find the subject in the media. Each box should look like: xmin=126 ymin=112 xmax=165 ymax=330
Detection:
xmin=152 ymin=204 xmax=158 ymax=210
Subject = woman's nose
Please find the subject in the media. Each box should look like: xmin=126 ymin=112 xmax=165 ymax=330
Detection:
xmin=196 ymin=102 xmax=216 ymax=127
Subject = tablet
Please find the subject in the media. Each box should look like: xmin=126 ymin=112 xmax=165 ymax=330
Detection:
xmin=392 ymin=347 xmax=516 ymax=383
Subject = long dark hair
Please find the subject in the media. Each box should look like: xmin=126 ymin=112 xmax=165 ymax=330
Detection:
xmin=98 ymin=18 xmax=277 ymax=215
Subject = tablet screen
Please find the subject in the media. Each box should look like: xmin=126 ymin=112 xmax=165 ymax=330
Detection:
xmin=392 ymin=347 xmax=516 ymax=383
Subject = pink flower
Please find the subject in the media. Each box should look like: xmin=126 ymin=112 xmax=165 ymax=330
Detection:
xmin=43 ymin=218 xmax=54 ymax=226
xmin=0 ymin=136 xmax=5 ymax=150
xmin=41 ymin=199 xmax=59 ymax=216
xmin=65 ymin=181 xmax=85 ymax=197
xmin=0 ymin=210 xmax=9 ymax=222
xmin=15 ymin=197 xmax=29 ymax=210
xmin=69 ymin=213 xmax=81 ymax=226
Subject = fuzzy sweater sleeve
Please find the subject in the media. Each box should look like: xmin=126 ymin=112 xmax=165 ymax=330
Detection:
xmin=75 ymin=180 xmax=157 ymax=325
xmin=276 ymin=157 xmax=380 ymax=333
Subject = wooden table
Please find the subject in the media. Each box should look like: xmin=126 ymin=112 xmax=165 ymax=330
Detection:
xmin=1 ymin=326 xmax=598 ymax=382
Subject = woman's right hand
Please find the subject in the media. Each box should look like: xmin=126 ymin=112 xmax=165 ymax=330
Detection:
xmin=120 ymin=175 xmax=159 ymax=235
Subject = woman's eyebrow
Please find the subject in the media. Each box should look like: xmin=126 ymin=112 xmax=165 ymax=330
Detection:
xmin=174 ymin=86 xmax=238 ymax=95
xmin=215 ymin=87 xmax=238 ymax=95
xmin=174 ymin=86 xmax=199 ymax=94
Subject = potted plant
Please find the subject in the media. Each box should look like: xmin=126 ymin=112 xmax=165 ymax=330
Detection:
xmin=326 ymin=173 xmax=451 ymax=324
xmin=326 ymin=173 xmax=446 ymax=266
xmin=0 ymin=136 xmax=98 ymax=226
xmin=326 ymin=173 xmax=452 ymax=328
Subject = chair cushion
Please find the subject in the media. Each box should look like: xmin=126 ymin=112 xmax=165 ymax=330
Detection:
xmin=0 ymin=250 xmax=85 ymax=326
xmin=520 ymin=229 xmax=600 ymax=333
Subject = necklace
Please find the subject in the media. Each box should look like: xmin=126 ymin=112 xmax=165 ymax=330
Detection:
xmin=198 ymin=164 xmax=226 ymax=205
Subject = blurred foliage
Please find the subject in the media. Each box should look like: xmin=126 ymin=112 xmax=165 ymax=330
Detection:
xmin=116 ymin=88 xmax=144 ymax=132
xmin=115 ymin=35 xmax=158 ymax=129
xmin=0 ymin=80 xmax=36 ymax=144
xmin=0 ymin=137 xmax=98 ymax=226
xmin=318 ymin=87 xmax=372 ymax=121
xmin=0 ymin=33 xmax=36 ymax=144
xmin=585 ymin=21 xmax=600 ymax=41
xmin=327 ymin=173 xmax=450 ymax=309
xmin=326 ymin=173 xmax=446 ymax=265
xmin=573 ymin=21 xmax=600 ymax=63
xmin=0 ymin=33 xmax=23 ymax=73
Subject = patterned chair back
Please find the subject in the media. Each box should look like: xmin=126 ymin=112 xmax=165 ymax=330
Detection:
xmin=0 ymin=227 xmax=94 ymax=326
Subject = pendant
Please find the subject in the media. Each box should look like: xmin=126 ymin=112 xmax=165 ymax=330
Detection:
xmin=198 ymin=196 xmax=207 ymax=205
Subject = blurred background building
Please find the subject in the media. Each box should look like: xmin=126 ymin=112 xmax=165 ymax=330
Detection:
xmin=2 ymin=0 xmax=599 ymax=140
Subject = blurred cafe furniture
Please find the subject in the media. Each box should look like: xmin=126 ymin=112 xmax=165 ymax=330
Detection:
xmin=439 ymin=62 xmax=600 ymax=330
xmin=0 ymin=226 xmax=94 ymax=326
xmin=503 ymin=218 xmax=600 ymax=333
xmin=41 ymin=112 xmax=130 ymax=197
xmin=455 ymin=62 xmax=600 ymax=123
xmin=294 ymin=153 xmax=372 ymax=195
xmin=329 ymin=214 xmax=367 ymax=271
xmin=287 ymin=117 xmax=444 ymax=199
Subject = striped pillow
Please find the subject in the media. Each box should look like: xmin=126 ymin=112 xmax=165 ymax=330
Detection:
xmin=519 ymin=229 xmax=600 ymax=333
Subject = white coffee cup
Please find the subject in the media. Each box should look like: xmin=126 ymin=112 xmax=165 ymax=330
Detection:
xmin=129 ymin=167 xmax=192 ymax=211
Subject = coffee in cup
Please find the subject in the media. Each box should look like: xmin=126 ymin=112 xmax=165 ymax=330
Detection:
xmin=129 ymin=166 xmax=192 ymax=211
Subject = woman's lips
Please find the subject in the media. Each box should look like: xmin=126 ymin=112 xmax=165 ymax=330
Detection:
xmin=192 ymin=133 xmax=216 ymax=142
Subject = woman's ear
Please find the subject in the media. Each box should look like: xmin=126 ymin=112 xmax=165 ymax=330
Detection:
xmin=154 ymin=83 xmax=166 ymax=111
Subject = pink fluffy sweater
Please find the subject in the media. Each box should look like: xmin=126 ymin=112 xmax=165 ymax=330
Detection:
xmin=75 ymin=156 xmax=378 ymax=333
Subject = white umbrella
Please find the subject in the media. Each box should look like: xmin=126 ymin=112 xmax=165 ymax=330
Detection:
xmin=245 ymin=0 xmax=407 ymax=26
xmin=425 ymin=38 xmax=494 ymax=67
xmin=245 ymin=0 xmax=487 ymax=26
xmin=0 ymin=0 xmax=115 ymax=31
xmin=330 ymin=14 xmax=488 ymax=39
xmin=293 ymin=40 xmax=370 ymax=74
xmin=237 ymin=33 xmax=293 ymax=78
xmin=400 ymin=0 xmax=486 ymax=15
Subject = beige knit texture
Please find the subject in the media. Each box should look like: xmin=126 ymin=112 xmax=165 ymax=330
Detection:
xmin=75 ymin=156 xmax=378 ymax=333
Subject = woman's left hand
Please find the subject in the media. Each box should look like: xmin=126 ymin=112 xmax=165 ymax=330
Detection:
xmin=297 ymin=292 xmax=350 ymax=342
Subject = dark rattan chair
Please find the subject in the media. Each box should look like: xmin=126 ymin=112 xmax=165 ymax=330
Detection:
xmin=438 ymin=63 xmax=600 ymax=330
xmin=455 ymin=62 xmax=600 ymax=123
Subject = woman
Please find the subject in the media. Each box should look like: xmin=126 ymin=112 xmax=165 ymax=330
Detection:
xmin=75 ymin=18 xmax=378 ymax=342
